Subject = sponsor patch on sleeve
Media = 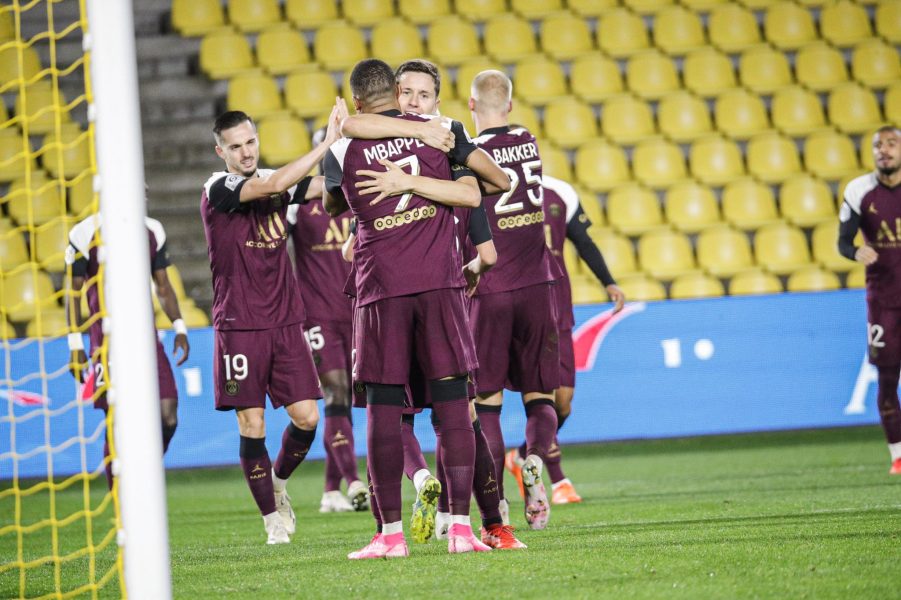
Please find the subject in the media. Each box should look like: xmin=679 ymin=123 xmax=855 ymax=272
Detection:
xmin=224 ymin=174 xmax=243 ymax=191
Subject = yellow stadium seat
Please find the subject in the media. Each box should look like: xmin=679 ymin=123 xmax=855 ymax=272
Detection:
xmin=0 ymin=230 xmax=28 ymax=272
xmin=591 ymin=230 xmax=639 ymax=276
xmin=607 ymin=183 xmax=664 ymax=235
xmin=852 ymin=40 xmax=901 ymax=90
xmin=0 ymin=314 xmax=14 ymax=339
xmin=658 ymin=91 xmax=713 ymax=142
xmin=199 ymin=30 xmax=254 ymax=79
xmin=436 ymin=100 xmax=474 ymax=131
xmin=780 ymin=174 xmax=834 ymax=227
xmin=820 ymin=0 xmax=872 ymax=48
xmin=157 ymin=303 xmax=210 ymax=329
xmin=47 ymin=136 xmax=91 ymax=194
xmin=804 ymin=130 xmax=861 ymax=181
xmin=314 ymin=22 xmax=367 ymax=71
xmin=5 ymin=173 xmax=64 ymax=227
xmin=683 ymin=47 xmax=736 ymax=98
xmin=0 ymin=130 xmax=34 ymax=182
xmin=860 ymin=128 xmax=878 ymax=171
xmin=664 ymin=181 xmax=719 ymax=233
xmin=795 ymin=42 xmax=849 ymax=93
xmin=68 ymin=175 xmax=94 ymax=218
xmin=483 ymin=15 xmax=536 ymax=63
xmin=617 ymin=274 xmax=667 ymax=301
xmin=570 ymin=276 xmax=608 ymax=304
xmin=670 ymin=272 xmax=725 ymax=299
xmin=285 ymin=70 xmax=338 ymax=119
xmin=513 ymin=56 xmax=567 ymax=105
xmin=456 ymin=0 xmax=508 ymax=21
xmin=171 ymin=0 xmax=226 ymax=36
xmin=34 ymin=217 xmax=74 ymax=273
xmin=812 ymin=221 xmax=855 ymax=272
xmin=343 ymin=0 xmax=394 ymax=26
xmin=0 ymin=8 xmax=13 ymax=42
xmin=689 ymin=136 xmax=744 ymax=187
xmin=399 ymin=0 xmax=450 ymax=23
xmin=697 ymin=225 xmax=753 ymax=276
xmin=228 ymin=0 xmax=281 ymax=32
xmin=257 ymin=115 xmax=312 ymax=167
xmin=681 ymin=0 xmax=727 ymax=9
xmin=787 ymin=266 xmax=840 ymax=292
xmin=576 ymin=140 xmax=631 ymax=192
xmin=597 ymin=9 xmax=651 ymax=58
xmin=846 ymin=266 xmax=865 ymax=289
xmin=729 ymin=268 xmax=783 ymax=295
xmin=576 ymin=186 xmax=605 ymax=227
xmin=569 ymin=0 xmax=620 ymax=16
xmin=740 ymin=45 xmax=793 ymax=94
xmin=0 ymin=217 xmax=14 ymax=233
xmin=747 ymin=132 xmax=801 ymax=184
xmin=541 ymin=12 xmax=594 ymax=61
xmin=764 ymin=2 xmax=817 ymax=50
xmin=428 ymin=16 xmax=480 ymax=66
xmin=653 ymin=6 xmax=706 ymax=55
xmin=886 ymin=83 xmax=901 ymax=125
xmin=0 ymin=99 xmax=7 ymax=125
xmin=542 ymin=97 xmax=598 ymax=150
xmin=570 ymin=56 xmax=622 ymax=104
xmin=626 ymin=51 xmax=680 ymax=100
xmin=455 ymin=58 xmax=503 ymax=101
xmin=539 ymin=144 xmax=573 ymax=181
xmin=1 ymin=266 xmax=57 ymax=322
xmin=632 ymin=138 xmax=687 ymax=189
xmin=714 ymin=88 xmax=769 ymax=140
xmin=828 ymin=83 xmax=883 ymax=135
xmin=638 ymin=229 xmax=696 ymax=280
xmin=227 ymin=72 xmax=283 ymax=118
xmin=511 ymin=0 xmax=564 ymax=18
xmin=876 ymin=1 xmax=901 ymax=44
xmin=507 ymin=101 xmax=543 ymax=139
xmin=771 ymin=86 xmax=826 ymax=137
xmin=601 ymin=95 xmax=656 ymax=144
xmin=708 ymin=4 xmax=761 ymax=53
xmin=722 ymin=178 xmax=779 ymax=229
xmin=26 ymin=307 xmax=69 ymax=338
xmin=754 ymin=222 xmax=811 ymax=275
xmin=285 ymin=0 xmax=338 ymax=28
xmin=257 ymin=25 xmax=313 ymax=75
xmin=624 ymin=0 xmax=675 ymax=14
xmin=0 ymin=46 xmax=41 ymax=92
xmin=13 ymin=81 xmax=72 ymax=135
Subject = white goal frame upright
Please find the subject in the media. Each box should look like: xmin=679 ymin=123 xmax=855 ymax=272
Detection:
xmin=86 ymin=1 xmax=172 ymax=598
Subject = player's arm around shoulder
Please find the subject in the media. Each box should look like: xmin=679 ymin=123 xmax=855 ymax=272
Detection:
xmin=341 ymin=113 xmax=454 ymax=153
xmin=355 ymin=159 xmax=481 ymax=208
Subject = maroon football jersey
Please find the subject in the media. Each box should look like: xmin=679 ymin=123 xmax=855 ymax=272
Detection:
xmin=66 ymin=215 xmax=169 ymax=353
xmin=542 ymin=177 xmax=576 ymax=329
xmin=201 ymin=169 xmax=307 ymax=330
xmin=843 ymin=173 xmax=901 ymax=308
xmin=288 ymin=199 xmax=353 ymax=324
xmin=323 ymin=112 xmax=465 ymax=306
xmin=470 ymin=126 xmax=556 ymax=294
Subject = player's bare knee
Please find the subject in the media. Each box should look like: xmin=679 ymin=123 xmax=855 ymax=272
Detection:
xmin=236 ymin=408 xmax=265 ymax=438
xmin=288 ymin=399 xmax=319 ymax=430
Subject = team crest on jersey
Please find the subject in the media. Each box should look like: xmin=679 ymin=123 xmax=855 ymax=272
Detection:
xmin=224 ymin=174 xmax=243 ymax=191
xmin=225 ymin=380 xmax=239 ymax=396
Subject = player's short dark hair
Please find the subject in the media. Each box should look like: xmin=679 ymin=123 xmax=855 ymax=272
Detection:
xmin=395 ymin=59 xmax=441 ymax=97
xmin=213 ymin=110 xmax=255 ymax=144
xmin=349 ymin=58 xmax=397 ymax=105
xmin=876 ymin=125 xmax=901 ymax=136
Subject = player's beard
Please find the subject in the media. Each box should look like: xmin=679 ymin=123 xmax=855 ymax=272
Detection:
xmin=877 ymin=162 xmax=899 ymax=177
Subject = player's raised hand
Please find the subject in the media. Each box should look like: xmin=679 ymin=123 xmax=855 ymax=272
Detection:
xmin=324 ymin=99 xmax=345 ymax=144
xmin=418 ymin=117 xmax=454 ymax=153
xmin=172 ymin=333 xmax=190 ymax=366
xmin=606 ymin=284 xmax=626 ymax=314
xmin=855 ymin=245 xmax=878 ymax=265
xmin=69 ymin=349 xmax=87 ymax=383
xmin=355 ymin=159 xmax=411 ymax=205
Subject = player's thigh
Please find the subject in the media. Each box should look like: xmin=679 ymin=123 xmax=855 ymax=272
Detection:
xmin=213 ymin=328 xmax=271 ymax=411
xmin=866 ymin=303 xmax=901 ymax=366
xmin=269 ymin=323 xmax=323 ymax=408
xmin=509 ymin=282 xmax=560 ymax=394
xmin=414 ymin=288 xmax=477 ymax=380
xmin=353 ymin=297 xmax=415 ymax=385
xmin=468 ymin=290 xmax=514 ymax=394
xmin=305 ymin=319 xmax=353 ymax=376
xmin=320 ymin=368 xmax=351 ymax=408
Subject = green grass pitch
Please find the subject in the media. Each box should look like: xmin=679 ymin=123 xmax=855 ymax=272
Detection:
xmin=3 ymin=426 xmax=900 ymax=599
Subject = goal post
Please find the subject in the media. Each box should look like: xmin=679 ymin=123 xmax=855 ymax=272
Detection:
xmin=85 ymin=0 xmax=172 ymax=598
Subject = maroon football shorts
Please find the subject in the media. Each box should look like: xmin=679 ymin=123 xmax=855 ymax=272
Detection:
xmin=214 ymin=323 xmax=322 ymax=411
xmin=93 ymin=338 xmax=178 ymax=411
xmin=558 ymin=328 xmax=576 ymax=388
xmin=867 ymin=301 xmax=901 ymax=367
xmin=304 ymin=318 xmax=353 ymax=376
xmin=469 ymin=281 xmax=560 ymax=395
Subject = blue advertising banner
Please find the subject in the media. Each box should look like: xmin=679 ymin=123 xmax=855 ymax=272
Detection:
xmin=1 ymin=290 xmax=884 ymax=480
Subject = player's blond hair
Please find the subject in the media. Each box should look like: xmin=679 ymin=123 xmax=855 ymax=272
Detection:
xmin=470 ymin=70 xmax=512 ymax=115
